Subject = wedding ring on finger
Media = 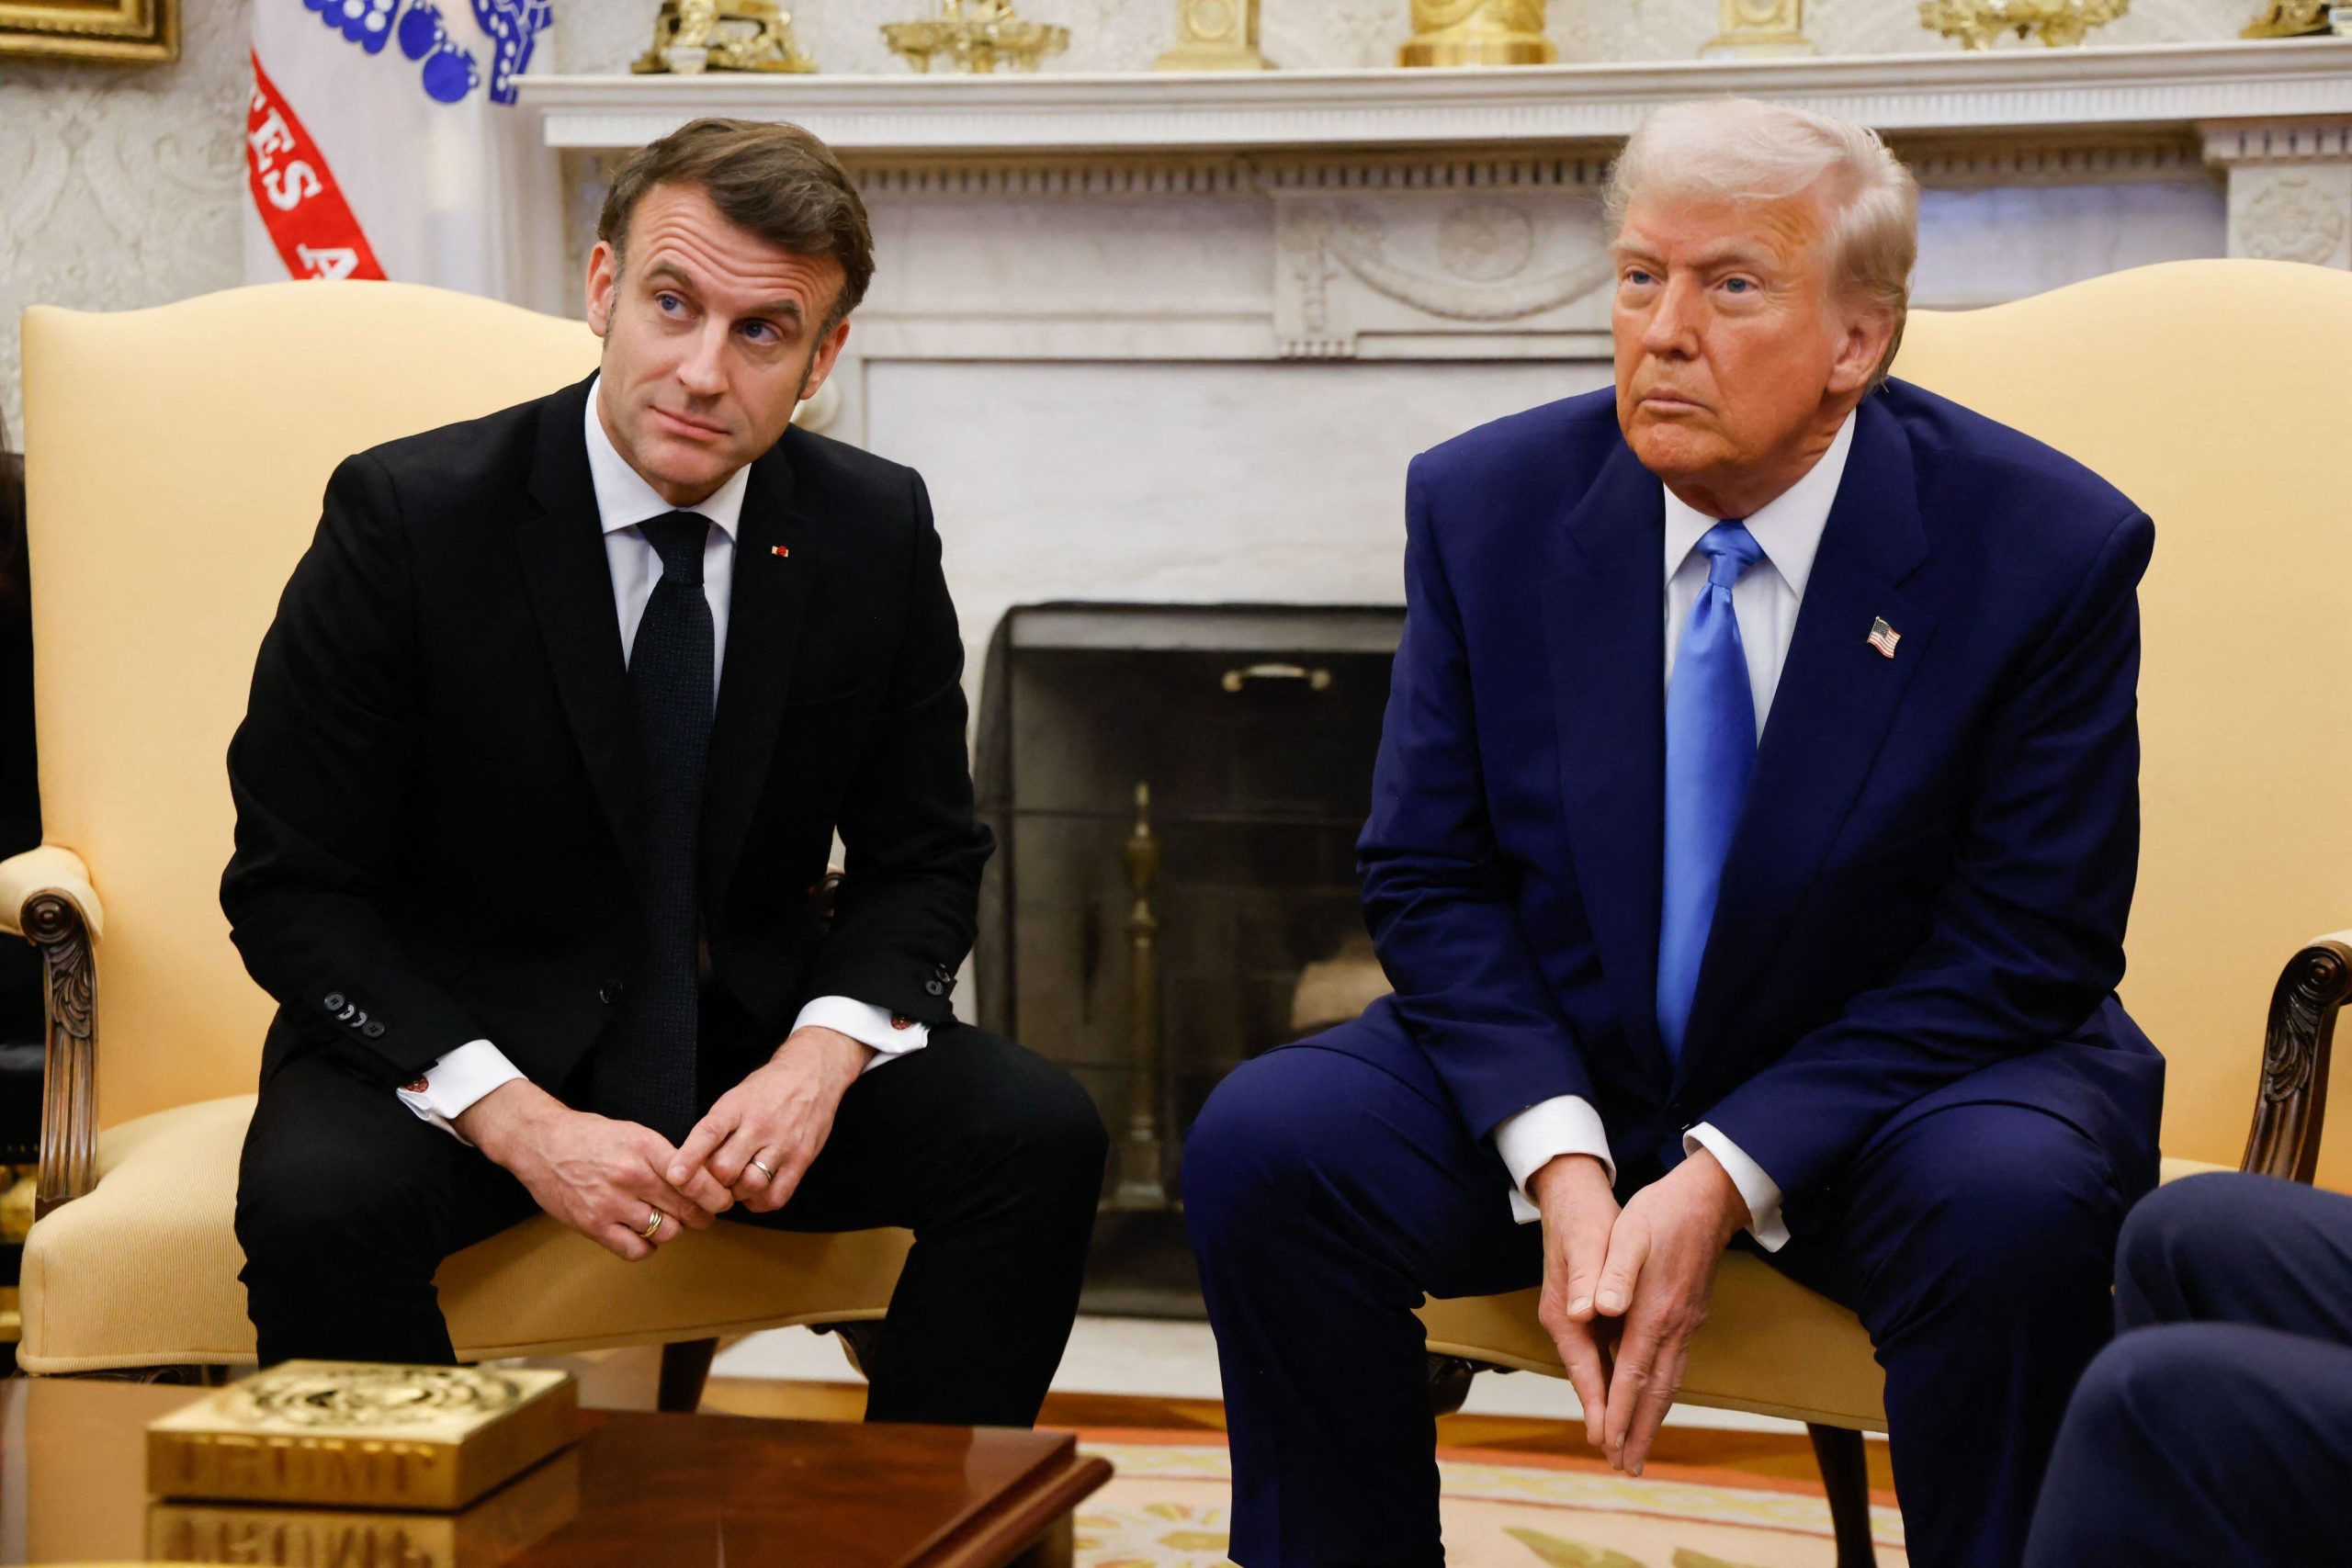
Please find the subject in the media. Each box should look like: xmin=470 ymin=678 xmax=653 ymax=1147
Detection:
xmin=639 ymin=1209 xmax=666 ymax=1241
xmin=749 ymin=1157 xmax=776 ymax=1182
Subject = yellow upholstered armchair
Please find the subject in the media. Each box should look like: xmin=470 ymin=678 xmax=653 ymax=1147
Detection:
xmin=1414 ymin=258 xmax=2352 ymax=1564
xmin=10 ymin=282 xmax=910 ymax=1398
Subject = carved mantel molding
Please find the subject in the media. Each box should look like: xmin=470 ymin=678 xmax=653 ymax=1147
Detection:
xmin=524 ymin=39 xmax=2352 ymax=157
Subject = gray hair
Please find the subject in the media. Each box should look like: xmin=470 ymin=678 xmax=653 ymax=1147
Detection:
xmin=1603 ymin=98 xmax=1920 ymax=387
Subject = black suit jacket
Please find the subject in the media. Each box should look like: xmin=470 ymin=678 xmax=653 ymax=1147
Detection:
xmin=222 ymin=375 xmax=991 ymax=1093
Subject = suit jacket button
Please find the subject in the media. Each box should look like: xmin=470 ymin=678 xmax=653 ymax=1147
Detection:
xmin=363 ymin=1021 xmax=386 ymax=1039
xmin=323 ymin=991 xmax=345 ymax=1011
xmin=924 ymin=979 xmax=944 ymax=997
xmin=599 ymin=981 xmax=625 ymax=1005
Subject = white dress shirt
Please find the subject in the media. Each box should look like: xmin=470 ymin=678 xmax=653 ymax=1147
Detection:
xmin=398 ymin=377 xmax=927 ymax=1139
xmin=1492 ymin=411 xmax=1859 ymax=1250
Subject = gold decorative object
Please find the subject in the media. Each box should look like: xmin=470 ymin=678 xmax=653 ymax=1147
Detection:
xmin=1155 ymin=0 xmax=1272 ymax=70
xmin=1398 ymin=0 xmax=1556 ymax=68
xmin=1111 ymin=783 xmax=1167 ymax=1210
xmin=1701 ymin=0 xmax=1815 ymax=57
xmin=632 ymin=0 xmax=817 ymax=74
xmin=1919 ymin=0 xmax=2128 ymax=48
xmin=149 ymin=1361 xmax=579 ymax=1511
xmin=2241 ymin=0 xmax=2331 ymax=34
xmin=0 ymin=0 xmax=175 ymax=63
xmin=883 ymin=0 xmax=1069 ymax=73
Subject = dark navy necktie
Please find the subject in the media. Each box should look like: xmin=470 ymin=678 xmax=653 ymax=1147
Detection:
xmin=590 ymin=510 xmax=714 ymax=1144
xmin=1657 ymin=520 xmax=1766 ymax=1062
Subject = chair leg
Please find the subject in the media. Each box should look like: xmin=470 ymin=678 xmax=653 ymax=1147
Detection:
xmin=1424 ymin=1354 xmax=1479 ymax=1417
xmin=1807 ymin=1422 xmax=1878 ymax=1568
xmin=658 ymin=1337 xmax=718 ymax=1414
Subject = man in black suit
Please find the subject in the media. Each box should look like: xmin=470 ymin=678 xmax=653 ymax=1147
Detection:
xmin=225 ymin=118 xmax=1107 ymax=1427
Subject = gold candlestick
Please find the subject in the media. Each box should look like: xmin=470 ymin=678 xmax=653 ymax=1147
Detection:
xmin=883 ymin=0 xmax=1069 ymax=73
xmin=1398 ymin=0 xmax=1555 ymax=69
xmin=1700 ymin=0 xmax=1815 ymax=57
xmin=1155 ymin=0 xmax=1272 ymax=70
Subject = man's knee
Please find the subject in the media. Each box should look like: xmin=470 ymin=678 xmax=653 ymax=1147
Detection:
xmin=2115 ymin=1172 xmax=2301 ymax=1324
xmin=1898 ymin=1111 xmax=2120 ymax=1306
xmin=1182 ymin=1044 xmax=1388 ymax=1242
xmin=959 ymin=1036 xmax=1109 ymax=1191
xmin=235 ymin=1132 xmax=420 ymax=1271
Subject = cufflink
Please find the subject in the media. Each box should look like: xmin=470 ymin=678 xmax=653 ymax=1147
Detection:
xmin=890 ymin=1015 xmax=914 ymax=1032
xmin=403 ymin=1077 xmax=428 ymax=1093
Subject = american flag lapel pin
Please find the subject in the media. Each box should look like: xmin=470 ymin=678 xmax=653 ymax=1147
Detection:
xmin=1868 ymin=617 xmax=1902 ymax=659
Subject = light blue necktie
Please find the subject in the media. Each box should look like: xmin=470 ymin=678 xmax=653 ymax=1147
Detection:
xmin=1657 ymin=520 xmax=1767 ymax=1061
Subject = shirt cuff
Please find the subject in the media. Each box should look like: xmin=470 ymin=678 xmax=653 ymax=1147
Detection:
xmin=792 ymin=996 xmax=929 ymax=1076
xmin=1493 ymin=1095 xmax=1616 ymax=1226
xmin=1685 ymin=1122 xmax=1791 ymax=1252
xmin=396 ymin=1039 xmax=525 ymax=1145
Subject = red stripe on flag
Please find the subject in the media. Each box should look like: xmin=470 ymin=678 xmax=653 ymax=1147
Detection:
xmin=246 ymin=49 xmax=387 ymax=283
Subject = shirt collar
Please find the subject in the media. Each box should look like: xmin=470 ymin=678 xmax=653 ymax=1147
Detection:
xmin=582 ymin=374 xmax=749 ymax=542
xmin=1660 ymin=409 xmax=1857 ymax=602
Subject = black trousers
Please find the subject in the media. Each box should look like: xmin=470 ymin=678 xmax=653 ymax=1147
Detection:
xmin=2023 ymin=1172 xmax=2352 ymax=1567
xmin=235 ymin=1021 xmax=1107 ymax=1428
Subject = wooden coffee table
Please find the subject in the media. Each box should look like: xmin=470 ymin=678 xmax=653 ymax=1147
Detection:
xmin=1 ymin=1379 xmax=1113 ymax=1565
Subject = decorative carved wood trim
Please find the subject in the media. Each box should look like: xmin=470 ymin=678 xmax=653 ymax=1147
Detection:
xmin=2241 ymin=937 xmax=2349 ymax=1184
xmin=25 ymin=892 xmax=96 ymax=1218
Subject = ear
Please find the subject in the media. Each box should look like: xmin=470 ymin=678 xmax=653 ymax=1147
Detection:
xmin=797 ymin=318 xmax=854 ymax=403
xmin=585 ymin=240 xmax=619 ymax=340
xmin=1825 ymin=299 xmax=1895 ymax=398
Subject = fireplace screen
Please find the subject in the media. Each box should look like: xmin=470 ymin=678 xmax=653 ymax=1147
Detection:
xmin=975 ymin=603 xmax=1405 ymax=1314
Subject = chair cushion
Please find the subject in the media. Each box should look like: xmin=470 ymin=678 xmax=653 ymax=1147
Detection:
xmin=1414 ymin=1154 xmax=2235 ymax=1432
xmin=19 ymin=1095 xmax=911 ymax=1373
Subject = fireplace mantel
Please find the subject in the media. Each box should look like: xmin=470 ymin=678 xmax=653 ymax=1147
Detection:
xmin=523 ymin=39 xmax=2352 ymax=157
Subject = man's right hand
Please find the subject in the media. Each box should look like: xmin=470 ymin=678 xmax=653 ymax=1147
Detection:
xmin=456 ymin=1081 xmax=732 ymax=1261
xmin=1529 ymin=1151 xmax=1621 ymax=1450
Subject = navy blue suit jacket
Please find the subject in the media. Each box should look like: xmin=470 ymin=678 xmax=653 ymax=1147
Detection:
xmin=1357 ymin=380 xmax=2164 ymax=1224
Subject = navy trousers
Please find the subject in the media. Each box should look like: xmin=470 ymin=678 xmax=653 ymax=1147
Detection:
xmin=2023 ymin=1172 xmax=2352 ymax=1566
xmin=1185 ymin=1008 xmax=2134 ymax=1568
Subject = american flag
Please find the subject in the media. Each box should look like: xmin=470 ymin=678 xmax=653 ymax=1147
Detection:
xmin=1868 ymin=617 xmax=1902 ymax=659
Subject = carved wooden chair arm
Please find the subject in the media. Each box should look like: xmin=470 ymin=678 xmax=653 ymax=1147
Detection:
xmin=2240 ymin=929 xmax=2352 ymax=1185
xmin=0 ymin=845 xmax=101 ymax=1218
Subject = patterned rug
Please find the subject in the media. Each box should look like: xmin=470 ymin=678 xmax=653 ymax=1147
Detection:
xmin=1074 ymin=1432 xmax=1909 ymax=1568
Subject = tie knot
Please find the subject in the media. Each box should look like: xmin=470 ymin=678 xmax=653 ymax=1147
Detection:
xmin=1695 ymin=520 xmax=1764 ymax=592
xmin=639 ymin=512 xmax=708 ymax=585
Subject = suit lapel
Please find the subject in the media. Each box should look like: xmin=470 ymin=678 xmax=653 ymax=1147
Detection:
xmin=519 ymin=377 xmax=643 ymax=885
xmin=1677 ymin=397 xmax=1939 ymax=1082
xmin=699 ymin=434 xmax=814 ymax=911
xmin=1541 ymin=439 xmax=1673 ymax=1089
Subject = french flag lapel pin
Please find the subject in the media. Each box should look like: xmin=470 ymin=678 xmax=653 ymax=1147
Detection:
xmin=1867 ymin=617 xmax=1902 ymax=659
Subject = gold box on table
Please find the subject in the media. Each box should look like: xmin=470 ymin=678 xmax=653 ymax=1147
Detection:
xmin=147 ymin=1360 xmax=579 ymax=1512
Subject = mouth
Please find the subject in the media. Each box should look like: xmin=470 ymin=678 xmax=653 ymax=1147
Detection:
xmin=1637 ymin=392 xmax=1705 ymax=413
xmin=651 ymin=407 xmax=728 ymax=440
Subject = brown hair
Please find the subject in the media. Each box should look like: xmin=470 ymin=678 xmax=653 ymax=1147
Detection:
xmin=597 ymin=117 xmax=875 ymax=333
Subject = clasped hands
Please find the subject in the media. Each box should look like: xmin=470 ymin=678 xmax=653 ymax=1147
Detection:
xmin=453 ymin=1025 xmax=874 ymax=1261
xmin=1528 ymin=1146 xmax=1751 ymax=1476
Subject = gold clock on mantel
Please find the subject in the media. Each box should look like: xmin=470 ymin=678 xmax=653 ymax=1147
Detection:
xmin=1398 ymin=0 xmax=1556 ymax=68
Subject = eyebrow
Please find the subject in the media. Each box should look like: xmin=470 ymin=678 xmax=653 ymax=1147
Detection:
xmin=1609 ymin=237 xmax=1781 ymax=273
xmin=643 ymin=261 xmax=806 ymax=327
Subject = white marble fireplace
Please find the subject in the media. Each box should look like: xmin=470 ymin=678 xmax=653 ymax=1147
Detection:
xmin=524 ymin=39 xmax=2352 ymax=696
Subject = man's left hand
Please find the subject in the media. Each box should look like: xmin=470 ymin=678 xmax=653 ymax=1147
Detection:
xmin=1590 ymin=1147 xmax=1752 ymax=1475
xmin=668 ymin=1026 xmax=876 ymax=1213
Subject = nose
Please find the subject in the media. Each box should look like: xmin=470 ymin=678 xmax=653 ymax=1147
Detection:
xmin=1641 ymin=273 xmax=1702 ymax=357
xmin=676 ymin=318 xmax=728 ymax=398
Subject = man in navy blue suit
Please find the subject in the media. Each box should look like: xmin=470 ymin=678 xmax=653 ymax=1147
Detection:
xmin=1185 ymin=97 xmax=2164 ymax=1568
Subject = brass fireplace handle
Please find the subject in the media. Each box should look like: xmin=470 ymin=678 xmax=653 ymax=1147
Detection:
xmin=1220 ymin=663 xmax=1332 ymax=694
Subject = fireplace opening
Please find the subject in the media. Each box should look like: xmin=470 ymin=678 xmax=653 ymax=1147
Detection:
xmin=976 ymin=603 xmax=1405 ymax=1316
